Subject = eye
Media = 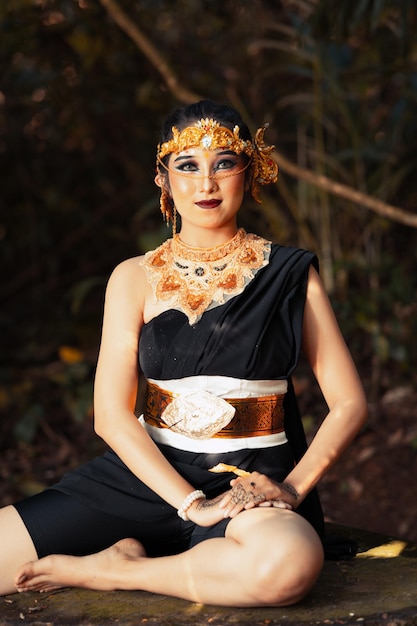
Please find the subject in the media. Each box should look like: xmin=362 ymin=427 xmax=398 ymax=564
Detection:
xmin=215 ymin=157 xmax=240 ymax=171
xmin=175 ymin=160 xmax=198 ymax=172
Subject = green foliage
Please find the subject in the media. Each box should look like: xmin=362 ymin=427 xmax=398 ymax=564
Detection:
xmin=1 ymin=0 xmax=416 ymax=443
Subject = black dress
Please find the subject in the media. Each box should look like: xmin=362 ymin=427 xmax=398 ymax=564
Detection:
xmin=15 ymin=243 xmax=325 ymax=558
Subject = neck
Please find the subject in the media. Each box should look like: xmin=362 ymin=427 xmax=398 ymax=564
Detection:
xmin=176 ymin=225 xmax=239 ymax=249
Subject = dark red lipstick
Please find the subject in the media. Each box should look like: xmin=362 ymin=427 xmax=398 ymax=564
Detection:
xmin=195 ymin=200 xmax=221 ymax=208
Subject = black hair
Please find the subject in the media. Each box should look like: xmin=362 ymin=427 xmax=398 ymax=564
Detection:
xmin=160 ymin=100 xmax=252 ymax=143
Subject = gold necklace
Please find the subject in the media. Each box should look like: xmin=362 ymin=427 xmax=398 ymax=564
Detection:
xmin=142 ymin=229 xmax=271 ymax=324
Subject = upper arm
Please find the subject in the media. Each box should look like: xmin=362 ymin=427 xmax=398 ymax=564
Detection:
xmin=93 ymin=257 xmax=147 ymax=422
xmin=301 ymin=266 xmax=366 ymax=411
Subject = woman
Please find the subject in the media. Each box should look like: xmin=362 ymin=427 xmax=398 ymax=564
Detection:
xmin=0 ymin=100 xmax=367 ymax=606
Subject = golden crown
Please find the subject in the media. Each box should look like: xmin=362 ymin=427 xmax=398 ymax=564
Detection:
xmin=158 ymin=118 xmax=254 ymax=159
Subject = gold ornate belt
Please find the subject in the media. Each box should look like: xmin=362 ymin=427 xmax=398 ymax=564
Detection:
xmin=144 ymin=381 xmax=285 ymax=439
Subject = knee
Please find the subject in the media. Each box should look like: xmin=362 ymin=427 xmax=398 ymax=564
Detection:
xmin=248 ymin=536 xmax=324 ymax=606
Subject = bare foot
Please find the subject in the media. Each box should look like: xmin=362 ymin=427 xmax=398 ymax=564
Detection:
xmin=15 ymin=538 xmax=147 ymax=593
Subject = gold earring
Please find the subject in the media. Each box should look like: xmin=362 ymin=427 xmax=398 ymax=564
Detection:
xmin=172 ymin=206 xmax=177 ymax=236
xmin=160 ymin=188 xmax=173 ymax=224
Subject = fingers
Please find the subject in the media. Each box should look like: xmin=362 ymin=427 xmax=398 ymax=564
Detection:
xmin=223 ymin=472 xmax=297 ymax=517
xmin=219 ymin=493 xmax=293 ymax=517
xmin=258 ymin=500 xmax=293 ymax=510
xmin=219 ymin=483 xmax=268 ymax=518
xmin=230 ymin=473 xmax=298 ymax=508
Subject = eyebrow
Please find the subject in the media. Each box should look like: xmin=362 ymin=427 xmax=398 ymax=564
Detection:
xmin=173 ymin=150 xmax=238 ymax=162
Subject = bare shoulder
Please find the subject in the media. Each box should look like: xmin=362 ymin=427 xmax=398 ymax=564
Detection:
xmin=101 ymin=255 xmax=151 ymax=319
xmin=304 ymin=264 xmax=333 ymax=312
xmin=106 ymin=255 xmax=148 ymax=292
xmin=306 ymin=264 xmax=325 ymax=293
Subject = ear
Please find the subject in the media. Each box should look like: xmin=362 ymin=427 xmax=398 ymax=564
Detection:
xmin=155 ymin=172 xmax=171 ymax=194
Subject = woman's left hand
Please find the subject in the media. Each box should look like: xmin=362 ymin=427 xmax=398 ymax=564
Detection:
xmin=218 ymin=471 xmax=299 ymax=518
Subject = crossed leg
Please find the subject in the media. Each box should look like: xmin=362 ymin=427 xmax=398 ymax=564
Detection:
xmin=15 ymin=508 xmax=324 ymax=607
xmin=0 ymin=505 xmax=38 ymax=596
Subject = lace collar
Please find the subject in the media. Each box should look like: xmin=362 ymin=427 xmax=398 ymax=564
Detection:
xmin=141 ymin=229 xmax=271 ymax=325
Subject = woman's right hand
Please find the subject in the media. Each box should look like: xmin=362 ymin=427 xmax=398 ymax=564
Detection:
xmin=186 ymin=493 xmax=230 ymax=527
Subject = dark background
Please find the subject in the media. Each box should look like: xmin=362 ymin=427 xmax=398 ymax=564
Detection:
xmin=1 ymin=0 xmax=416 ymax=542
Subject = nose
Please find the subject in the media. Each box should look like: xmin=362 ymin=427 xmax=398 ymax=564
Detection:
xmin=199 ymin=166 xmax=219 ymax=193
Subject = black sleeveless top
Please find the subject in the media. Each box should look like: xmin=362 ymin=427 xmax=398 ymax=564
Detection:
xmin=139 ymin=243 xmax=318 ymax=381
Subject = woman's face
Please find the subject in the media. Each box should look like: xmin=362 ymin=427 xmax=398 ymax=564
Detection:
xmin=160 ymin=147 xmax=247 ymax=234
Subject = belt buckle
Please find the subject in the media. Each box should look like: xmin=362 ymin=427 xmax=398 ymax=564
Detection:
xmin=161 ymin=390 xmax=235 ymax=439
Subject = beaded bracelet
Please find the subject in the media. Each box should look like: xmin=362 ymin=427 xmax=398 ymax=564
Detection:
xmin=177 ymin=489 xmax=206 ymax=521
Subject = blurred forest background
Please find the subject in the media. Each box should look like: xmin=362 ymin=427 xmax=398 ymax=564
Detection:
xmin=1 ymin=0 xmax=417 ymax=542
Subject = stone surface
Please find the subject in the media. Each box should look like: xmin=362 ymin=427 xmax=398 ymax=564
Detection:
xmin=1 ymin=525 xmax=416 ymax=626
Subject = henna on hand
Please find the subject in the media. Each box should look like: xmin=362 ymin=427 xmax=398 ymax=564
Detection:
xmin=196 ymin=495 xmax=224 ymax=510
xmin=230 ymin=483 xmax=265 ymax=506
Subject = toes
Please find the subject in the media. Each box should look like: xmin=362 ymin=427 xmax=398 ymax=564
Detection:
xmin=17 ymin=579 xmax=53 ymax=593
